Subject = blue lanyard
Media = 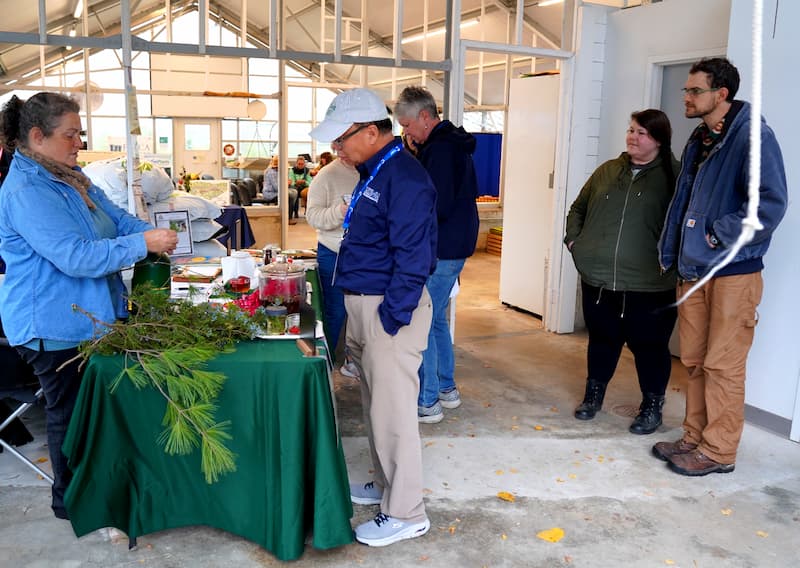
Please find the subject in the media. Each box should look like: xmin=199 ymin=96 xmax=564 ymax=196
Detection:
xmin=342 ymin=143 xmax=403 ymax=233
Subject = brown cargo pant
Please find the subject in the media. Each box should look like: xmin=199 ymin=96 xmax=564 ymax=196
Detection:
xmin=677 ymin=272 xmax=763 ymax=464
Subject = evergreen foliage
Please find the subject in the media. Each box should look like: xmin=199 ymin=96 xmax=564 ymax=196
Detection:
xmin=75 ymin=285 xmax=269 ymax=483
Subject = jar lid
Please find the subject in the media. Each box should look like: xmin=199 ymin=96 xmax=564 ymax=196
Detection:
xmin=262 ymin=261 xmax=304 ymax=274
xmin=264 ymin=305 xmax=288 ymax=315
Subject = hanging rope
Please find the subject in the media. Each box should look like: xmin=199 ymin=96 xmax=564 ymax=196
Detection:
xmin=676 ymin=0 xmax=765 ymax=305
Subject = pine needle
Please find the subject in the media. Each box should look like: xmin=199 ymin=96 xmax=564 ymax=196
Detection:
xmin=75 ymin=284 xmax=260 ymax=483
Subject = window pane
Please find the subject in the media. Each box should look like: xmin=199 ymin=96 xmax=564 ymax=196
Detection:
xmin=287 ymin=87 xmax=312 ymax=120
xmin=287 ymin=122 xmax=312 ymax=141
xmin=222 ymin=119 xmax=238 ymax=139
xmin=249 ymin=58 xmax=278 ymax=75
xmin=287 ymin=143 xmax=312 ymax=159
xmin=90 ymin=117 xmax=127 ymax=151
xmin=155 ymin=118 xmax=173 ymax=154
xmin=184 ymin=124 xmax=210 ymax=150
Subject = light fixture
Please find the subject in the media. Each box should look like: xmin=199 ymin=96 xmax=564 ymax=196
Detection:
xmin=536 ymin=0 xmax=564 ymax=7
xmin=69 ymin=25 xmax=77 ymax=38
xmin=74 ymin=0 xmax=84 ymax=19
xmin=401 ymin=18 xmax=480 ymax=45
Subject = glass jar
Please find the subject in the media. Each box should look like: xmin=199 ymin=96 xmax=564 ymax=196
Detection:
xmin=264 ymin=305 xmax=288 ymax=335
xmin=258 ymin=257 xmax=307 ymax=315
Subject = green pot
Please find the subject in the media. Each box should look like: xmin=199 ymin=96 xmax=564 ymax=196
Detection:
xmin=132 ymin=252 xmax=172 ymax=293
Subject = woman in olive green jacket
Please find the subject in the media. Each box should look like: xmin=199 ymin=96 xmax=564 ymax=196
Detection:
xmin=565 ymin=109 xmax=678 ymax=435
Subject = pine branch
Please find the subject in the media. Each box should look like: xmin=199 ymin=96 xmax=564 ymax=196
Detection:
xmin=75 ymin=284 xmax=257 ymax=484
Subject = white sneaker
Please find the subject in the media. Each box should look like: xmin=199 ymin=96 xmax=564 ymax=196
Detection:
xmin=439 ymin=387 xmax=462 ymax=409
xmin=340 ymin=360 xmax=361 ymax=379
xmin=417 ymin=401 xmax=444 ymax=424
xmin=355 ymin=512 xmax=430 ymax=546
xmin=350 ymin=481 xmax=383 ymax=505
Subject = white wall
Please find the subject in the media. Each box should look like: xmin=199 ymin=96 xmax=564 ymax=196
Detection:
xmin=599 ymin=0 xmax=731 ymax=160
xmin=727 ymin=0 xmax=800 ymax=427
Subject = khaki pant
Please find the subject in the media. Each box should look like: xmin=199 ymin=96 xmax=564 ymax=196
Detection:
xmin=345 ymin=289 xmax=432 ymax=522
xmin=677 ymin=273 xmax=763 ymax=463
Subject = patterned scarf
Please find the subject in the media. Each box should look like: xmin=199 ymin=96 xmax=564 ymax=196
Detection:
xmin=17 ymin=146 xmax=95 ymax=210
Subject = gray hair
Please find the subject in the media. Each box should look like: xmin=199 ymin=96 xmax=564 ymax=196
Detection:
xmin=394 ymin=86 xmax=439 ymax=120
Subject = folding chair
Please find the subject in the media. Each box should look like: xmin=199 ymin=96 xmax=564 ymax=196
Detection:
xmin=0 ymin=325 xmax=53 ymax=484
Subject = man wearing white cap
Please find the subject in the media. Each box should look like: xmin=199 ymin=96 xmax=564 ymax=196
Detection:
xmin=310 ymin=88 xmax=437 ymax=546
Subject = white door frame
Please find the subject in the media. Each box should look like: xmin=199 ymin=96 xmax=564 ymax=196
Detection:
xmin=642 ymin=47 xmax=728 ymax=108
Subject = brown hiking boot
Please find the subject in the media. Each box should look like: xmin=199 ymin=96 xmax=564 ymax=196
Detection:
xmin=668 ymin=449 xmax=735 ymax=476
xmin=651 ymin=439 xmax=697 ymax=462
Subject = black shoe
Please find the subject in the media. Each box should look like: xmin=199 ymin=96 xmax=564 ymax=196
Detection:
xmin=574 ymin=380 xmax=607 ymax=420
xmin=629 ymin=393 xmax=665 ymax=435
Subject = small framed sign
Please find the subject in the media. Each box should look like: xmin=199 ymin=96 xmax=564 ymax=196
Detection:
xmin=154 ymin=210 xmax=193 ymax=256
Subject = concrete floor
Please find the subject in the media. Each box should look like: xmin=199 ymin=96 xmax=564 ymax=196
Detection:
xmin=2 ymin=221 xmax=800 ymax=567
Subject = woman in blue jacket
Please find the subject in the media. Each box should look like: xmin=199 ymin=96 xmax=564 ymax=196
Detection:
xmin=0 ymin=92 xmax=177 ymax=520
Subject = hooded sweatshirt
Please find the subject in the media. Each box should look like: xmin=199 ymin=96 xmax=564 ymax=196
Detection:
xmin=415 ymin=120 xmax=480 ymax=260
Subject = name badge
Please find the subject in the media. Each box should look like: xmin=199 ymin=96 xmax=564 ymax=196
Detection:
xmin=363 ymin=186 xmax=380 ymax=203
xmin=686 ymin=218 xmax=696 ymax=228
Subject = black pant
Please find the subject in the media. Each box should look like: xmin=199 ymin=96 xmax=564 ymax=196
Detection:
xmin=581 ymin=281 xmax=677 ymax=396
xmin=16 ymin=345 xmax=83 ymax=518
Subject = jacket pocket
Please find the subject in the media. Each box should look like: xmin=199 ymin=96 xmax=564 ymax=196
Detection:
xmin=679 ymin=212 xmax=715 ymax=268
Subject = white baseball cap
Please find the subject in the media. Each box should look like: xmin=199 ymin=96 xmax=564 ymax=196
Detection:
xmin=309 ymin=88 xmax=389 ymax=142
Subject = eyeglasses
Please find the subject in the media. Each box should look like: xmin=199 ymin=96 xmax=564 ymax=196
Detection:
xmin=332 ymin=123 xmax=370 ymax=148
xmin=681 ymin=87 xmax=720 ymax=97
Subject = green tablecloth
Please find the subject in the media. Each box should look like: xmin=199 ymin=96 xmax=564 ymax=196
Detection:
xmin=62 ymin=269 xmax=353 ymax=561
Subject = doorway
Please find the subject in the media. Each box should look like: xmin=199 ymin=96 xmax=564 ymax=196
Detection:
xmin=173 ymin=118 xmax=222 ymax=179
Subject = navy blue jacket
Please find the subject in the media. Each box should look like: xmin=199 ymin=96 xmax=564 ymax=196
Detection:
xmin=658 ymin=101 xmax=787 ymax=281
xmin=335 ymin=139 xmax=438 ymax=335
xmin=416 ymin=120 xmax=479 ymax=259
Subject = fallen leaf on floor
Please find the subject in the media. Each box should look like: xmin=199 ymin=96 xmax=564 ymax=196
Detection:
xmin=597 ymin=456 xmax=605 ymax=463
xmin=564 ymin=555 xmax=573 ymax=563
xmin=423 ymin=488 xmax=433 ymax=494
xmin=536 ymin=527 xmax=565 ymax=543
xmin=468 ymin=433 xmax=476 ymax=437
xmin=550 ymin=407 xmax=559 ymax=412
xmin=449 ymin=526 xmax=456 ymax=534
xmin=485 ymin=403 xmax=493 ymax=407
xmin=497 ymin=491 xmax=515 ymax=502
xmin=36 ymin=457 xmax=48 ymax=463
xmin=509 ymin=467 xmax=519 ymax=473
xmin=495 ymin=469 xmax=504 ymax=475
xmin=424 ymin=441 xmax=435 ymax=447
xmin=756 ymin=530 xmax=768 ymax=538
xmin=568 ymin=474 xmax=577 ymax=479
xmin=501 ymin=533 xmax=508 ymax=540
xmin=419 ymin=555 xmax=430 ymax=561
xmin=534 ymin=425 xmax=544 ymax=430
xmin=511 ymin=425 xmax=519 ymax=431
xmin=721 ymin=508 xmax=732 ymax=516
xmin=556 ymin=477 xmax=565 ymax=483
xmin=664 ymin=560 xmax=675 ymax=565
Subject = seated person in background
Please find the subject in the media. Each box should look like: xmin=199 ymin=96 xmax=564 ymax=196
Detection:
xmin=263 ymin=155 xmax=298 ymax=218
xmin=310 ymin=151 xmax=334 ymax=177
xmin=288 ymin=155 xmax=312 ymax=219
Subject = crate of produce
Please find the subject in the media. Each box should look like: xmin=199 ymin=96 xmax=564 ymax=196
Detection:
xmin=486 ymin=226 xmax=503 ymax=256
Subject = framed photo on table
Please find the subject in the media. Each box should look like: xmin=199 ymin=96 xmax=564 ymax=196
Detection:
xmin=154 ymin=210 xmax=193 ymax=256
